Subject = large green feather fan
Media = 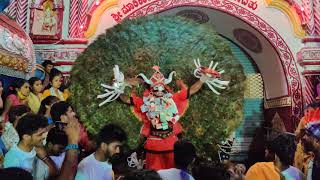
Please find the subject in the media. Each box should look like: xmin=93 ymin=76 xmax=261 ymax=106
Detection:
xmin=70 ymin=15 xmax=245 ymax=158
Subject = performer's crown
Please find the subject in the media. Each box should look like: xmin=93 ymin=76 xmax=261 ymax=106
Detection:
xmin=138 ymin=66 xmax=176 ymax=87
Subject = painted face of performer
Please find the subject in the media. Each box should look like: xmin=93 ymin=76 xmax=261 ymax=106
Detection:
xmin=153 ymin=84 xmax=165 ymax=97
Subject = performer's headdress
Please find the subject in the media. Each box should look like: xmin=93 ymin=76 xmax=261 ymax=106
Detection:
xmin=138 ymin=66 xmax=176 ymax=88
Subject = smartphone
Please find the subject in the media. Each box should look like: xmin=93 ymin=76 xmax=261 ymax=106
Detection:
xmin=55 ymin=121 xmax=67 ymax=130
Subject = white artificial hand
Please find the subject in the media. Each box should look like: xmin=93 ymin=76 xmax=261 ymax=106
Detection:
xmin=193 ymin=58 xmax=230 ymax=95
xmin=127 ymin=152 xmax=145 ymax=170
xmin=97 ymin=65 xmax=129 ymax=106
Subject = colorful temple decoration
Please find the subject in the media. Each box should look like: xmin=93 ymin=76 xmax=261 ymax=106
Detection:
xmin=29 ymin=0 xmax=64 ymax=43
xmin=69 ymin=0 xmax=88 ymax=38
xmin=0 ymin=13 xmax=35 ymax=79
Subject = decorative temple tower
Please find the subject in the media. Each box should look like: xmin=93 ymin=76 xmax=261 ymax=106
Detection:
xmin=298 ymin=0 xmax=320 ymax=104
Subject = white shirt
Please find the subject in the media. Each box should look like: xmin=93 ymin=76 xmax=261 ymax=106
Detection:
xmin=50 ymin=152 xmax=66 ymax=170
xmin=4 ymin=145 xmax=36 ymax=174
xmin=75 ymin=153 xmax=113 ymax=180
xmin=158 ymin=168 xmax=195 ymax=180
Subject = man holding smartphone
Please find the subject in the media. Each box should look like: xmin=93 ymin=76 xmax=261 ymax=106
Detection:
xmin=50 ymin=102 xmax=90 ymax=154
xmin=51 ymin=101 xmax=76 ymax=126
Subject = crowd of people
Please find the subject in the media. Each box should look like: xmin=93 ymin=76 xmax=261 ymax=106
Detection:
xmin=0 ymin=60 xmax=320 ymax=180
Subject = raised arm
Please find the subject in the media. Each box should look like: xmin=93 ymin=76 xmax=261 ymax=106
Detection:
xmin=126 ymin=77 xmax=144 ymax=87
xmin=189 ymin=80 xmax=204 ymax=96
xmin=36 ymin=146 xmax=58 ymax=177
xmin=120 ymin=94 xmax=131 ymax=104
xmin=119 ymin=78 xmax=143 ymax=104
xmin=176 ymin=79 xmax=204 ymax=97
xmin=56 ymin=117 xmax=80 ymax=180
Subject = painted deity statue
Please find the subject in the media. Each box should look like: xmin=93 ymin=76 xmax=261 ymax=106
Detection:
xmin=98 ymin=60 xmax=229 ymax=170
xmin=41 ymin=0 xmax=56 ymax=32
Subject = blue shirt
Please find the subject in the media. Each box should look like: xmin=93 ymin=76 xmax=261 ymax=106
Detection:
xmin=4 ymin=145 xmax=36 ymax=174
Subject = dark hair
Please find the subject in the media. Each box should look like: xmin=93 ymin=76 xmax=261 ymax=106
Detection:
xmin=264 ymin=141 xmax=275 ymax=162
xmin=49 ymin=68 xmax=62 ymax=83
xmin=28 ymin=77 xmax=41 ymax=93
xmin=192 ymin=163 xmax=231 ymax=180
xmin=38 ymin=96 xmax=60 ymax=116
xmin=8 ymin=79 xmax=28 ymax=95
xmin=305 ymin=102 xmax=320 ymax=110
xmin=110 ymin=152 xmax=134 ymax=176
xmin=123 ymin=170 xmax=162 ymax=180
xmin=0 ymin=167 xmax=33 ymax=180
xmin=97 ymin=124 xmax=127 ymax=146
xmin=46 ymin=127 xmax=68 ymax=146
xmin=44 ymin=68 xmax=62 ymax=90
xmin=15 ymin=113 xmax=48 ymax=140
xmin=8 ymin=105 xmax=31 ymax=124
xmin=174 ymin=140 xmax=196 ymax=169
xmin=50 ymin=101 xmax=72 ymax=123
xmin=42 ymin=60 xmax=54 ymax=69
xmin=269 ymin=134 xmax=296 ymax=166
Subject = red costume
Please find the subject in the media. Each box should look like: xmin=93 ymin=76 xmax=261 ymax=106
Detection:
xmin=131 ymin=87 xmax=189 ymax=170
xmin=97 ymin=63 xmax=229 ymax=170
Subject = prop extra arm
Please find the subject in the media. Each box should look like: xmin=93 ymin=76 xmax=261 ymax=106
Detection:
xmin=193 ymin=58 xmax=229 ymax=95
